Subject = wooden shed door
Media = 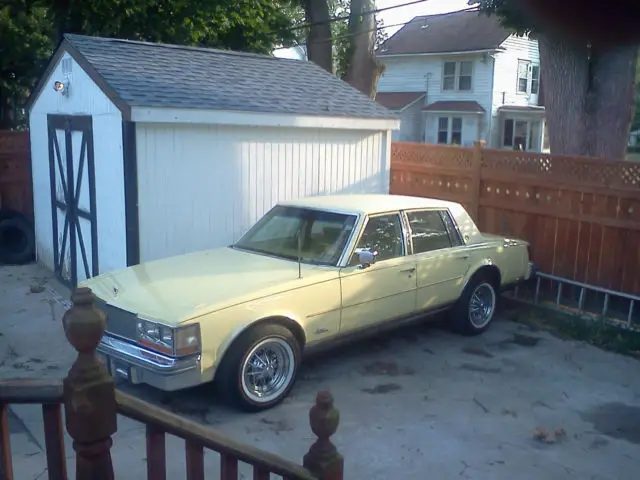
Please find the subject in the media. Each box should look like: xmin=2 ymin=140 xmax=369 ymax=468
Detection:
xmin=47 ymin=115 xmax=98 ymax=287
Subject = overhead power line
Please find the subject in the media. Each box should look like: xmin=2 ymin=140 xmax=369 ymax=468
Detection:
xmin=289 ymin=0 xmax=431 ymax=32
xmin=274 ymin=6 xmax=479 ymax=52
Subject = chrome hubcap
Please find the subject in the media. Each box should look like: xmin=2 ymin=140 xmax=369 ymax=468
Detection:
xmin=468 ymin=283 xmax=496 ymax=329
xmin=241 ymin=338 xmax=294 ymax=404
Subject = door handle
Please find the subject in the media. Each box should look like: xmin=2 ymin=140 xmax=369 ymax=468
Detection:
xmin=455 ymin=254 xmax=470 ymax=260
xmin=400 ymin=267 xmax=416 ymax=274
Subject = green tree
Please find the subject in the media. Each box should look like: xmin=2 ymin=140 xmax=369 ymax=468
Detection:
xmin=0 ymin=1 xmax=53 ymax=129
xmin=471 ymin=0 xmax=638 ymax=160
xmin=0 ymin=0 xmax=300 ymax=129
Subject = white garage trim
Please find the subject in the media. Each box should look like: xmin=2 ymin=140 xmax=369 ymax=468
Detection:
xmin=131 ymin=107 xmax=400 ymax=131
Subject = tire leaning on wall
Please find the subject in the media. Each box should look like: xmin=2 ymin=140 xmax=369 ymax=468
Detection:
xmin=0 ymin=209 xmax=35 ymax=265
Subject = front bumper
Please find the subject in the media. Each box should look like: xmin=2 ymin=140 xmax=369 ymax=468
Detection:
xmin=96 ymin=334 xmax=203 ymax=391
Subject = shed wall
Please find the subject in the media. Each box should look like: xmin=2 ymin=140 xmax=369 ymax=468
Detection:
xmin=29 ymin=52 xmax=127 ymax=276
xmin=135 ymin=124 xmax=389 ymax=263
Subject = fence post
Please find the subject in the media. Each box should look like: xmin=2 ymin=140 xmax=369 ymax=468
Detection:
xmin=470 ymin=140 xmax=485 ymax=221
xmin=303 ymin=391 xmax=343 ymax=480
xmin=62 ymin=287 xmax=117 ymax=480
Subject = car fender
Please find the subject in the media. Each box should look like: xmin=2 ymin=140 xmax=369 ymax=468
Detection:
xmin=209 ymin=308 xmax=306 ymax=377
xmin=462 ymin=257 xmax=502 ymax=291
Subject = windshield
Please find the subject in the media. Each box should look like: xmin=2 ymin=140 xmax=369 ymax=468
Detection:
xmin=233 ymin=205 xmax=358 ymax=266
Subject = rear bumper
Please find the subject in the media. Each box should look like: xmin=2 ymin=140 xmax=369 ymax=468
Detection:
xmin=96 ymin=334 xmax=203 ymax=391
xmin=525 ymin=261 xmax=537 ymax=281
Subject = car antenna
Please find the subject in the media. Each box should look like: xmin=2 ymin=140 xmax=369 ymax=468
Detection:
xmin=297 ymin=229 xmax=302 ymax=279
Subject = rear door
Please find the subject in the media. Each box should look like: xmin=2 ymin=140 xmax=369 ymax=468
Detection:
xmin=405 ymin=209 xmax=470 ymax=311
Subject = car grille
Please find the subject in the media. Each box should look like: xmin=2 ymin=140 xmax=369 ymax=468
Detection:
xmin=94 ymin=298 xmax=137 ymax=341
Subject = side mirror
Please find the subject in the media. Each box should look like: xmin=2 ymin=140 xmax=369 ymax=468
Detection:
xmin=357 ymin=249 xmax=378 ymax=269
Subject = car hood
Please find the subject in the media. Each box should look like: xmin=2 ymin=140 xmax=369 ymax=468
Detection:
xmin=80 ymin=247 xmax=336 ymax=324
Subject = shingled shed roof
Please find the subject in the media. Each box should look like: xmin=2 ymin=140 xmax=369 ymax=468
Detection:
xmin=377 ymin=9 xmax=512 ymax=56
xmin=29 ymin=34 xmax=397 ymax=121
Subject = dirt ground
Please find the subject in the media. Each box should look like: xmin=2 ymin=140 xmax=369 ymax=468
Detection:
xmin=1 ymin=263 xmax=639 ymax=479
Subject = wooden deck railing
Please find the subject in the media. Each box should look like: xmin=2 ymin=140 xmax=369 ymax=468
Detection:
xmin=0 ymin=288 xmax=344 ymax=480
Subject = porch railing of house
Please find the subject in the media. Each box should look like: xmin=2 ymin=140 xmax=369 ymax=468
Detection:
xmin=0 ymin=287 xmax=344 ymax=480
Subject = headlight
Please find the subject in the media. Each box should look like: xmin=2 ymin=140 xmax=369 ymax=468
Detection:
xmin=135 ymin=318 xmax=200 ymax=357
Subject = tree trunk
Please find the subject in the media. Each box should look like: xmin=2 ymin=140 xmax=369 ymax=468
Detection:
xmin=538 ymin=33 xmax=637 ymax=160
xmin=302 ymin=0 xmax=333 ymax=73
xmin=343 ymin=0 xmax=383 ymax=98
xmin=537 ymin=33 xmax=590 ymax=156
xmin=585 ymin=45 xmax=638 ymax=159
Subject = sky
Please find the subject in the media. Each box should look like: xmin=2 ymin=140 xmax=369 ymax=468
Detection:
xmin=275 ymin=0 xmax=473 ymax=59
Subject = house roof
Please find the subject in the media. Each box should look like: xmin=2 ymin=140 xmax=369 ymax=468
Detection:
xmin=28 ymin=34 xmax=397 ymax=121
xmin=377 ymin=9 xmax=511 ymax=56
xmin=423 ymin=101 xmax=486 ymax=113
xmin=375 ymin=92 xmax=425 ymax=110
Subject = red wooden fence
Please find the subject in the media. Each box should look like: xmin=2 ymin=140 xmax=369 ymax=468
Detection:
xmin=390 ymin=141 xmax=640 ymax=295
xmin=0 ymin=131 xmax=32 ymax=220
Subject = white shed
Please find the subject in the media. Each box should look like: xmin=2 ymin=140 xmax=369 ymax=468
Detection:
xmin=27 ymin=34 xmax=399 ymax=287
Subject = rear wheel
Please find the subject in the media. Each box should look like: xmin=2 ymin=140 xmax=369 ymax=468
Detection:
xmin=450 ymin=275 xmax=497 ymax=336
xmin=216 ymin=323 xmax=301 ymax=412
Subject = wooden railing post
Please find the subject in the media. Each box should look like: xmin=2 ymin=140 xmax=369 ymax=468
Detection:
xmin=62 ymin=287 xmax=117 ymax=480
xmin=303 ymin=391 xmax=343 ymax=480
xmin=470 ymin=140 xmax=485 ymax=221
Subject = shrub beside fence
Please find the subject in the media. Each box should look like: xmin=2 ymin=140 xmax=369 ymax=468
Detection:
xmin=390 ymin=142 xmax=640 ymax=295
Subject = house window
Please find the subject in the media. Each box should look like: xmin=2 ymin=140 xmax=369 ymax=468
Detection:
xmin=451 ymin=117 xmax=462 ymax=145
xmin=443 ymin=62 xmax=456 ymax=91
xmin=517 ymin=60 xmax=540 ymax=95
xmin=458 ymin=61 xmax=472 ymax=91
xmin=503 ymin=118 xmax=542 ymax=151
xmin=442 ymin=61 xmax=473 ymax=91
xmin=437 ymin=117 xmax=449 ymax=144
xmin=437 ymin=116 xmax=463 ymax=145
xmin=531 ymin=65 xmax=540 ymax=94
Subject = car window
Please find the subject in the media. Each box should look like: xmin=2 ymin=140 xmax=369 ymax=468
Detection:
xmin=234 ymin=206 xmax=357 ymax=266
xmin=352 ymin=213 xmax=404 ymax=264
xmin=406 ymin=210 xmax=453 ymax=254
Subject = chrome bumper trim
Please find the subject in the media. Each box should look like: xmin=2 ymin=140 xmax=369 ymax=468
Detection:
xmin=96 ymin=334 xmax=202 ymax=391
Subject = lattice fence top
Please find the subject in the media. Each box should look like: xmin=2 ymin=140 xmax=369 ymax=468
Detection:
xmin=391 ymin=142 xmax=474 ymax=169
xmin=482 ymin=148 xmax=640 ymax=190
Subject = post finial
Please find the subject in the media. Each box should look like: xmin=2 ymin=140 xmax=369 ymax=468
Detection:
xmin=303 ymin=391 xmax=343 ymax=479
xmin=62 ymin=286 xmax=106 ymax=355
xmin=62 ymin=286 xmax=116 ymax=480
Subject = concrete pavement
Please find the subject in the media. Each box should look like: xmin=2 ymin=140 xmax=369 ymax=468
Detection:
xmin=1 ymin=263 xmax=640 ymax=479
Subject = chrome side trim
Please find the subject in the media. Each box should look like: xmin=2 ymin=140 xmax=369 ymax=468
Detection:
xmin=98 ymin=334 xmax=200 ymax=375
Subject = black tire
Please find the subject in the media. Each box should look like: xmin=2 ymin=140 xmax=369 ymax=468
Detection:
xmin=0 ymin=215 xmax=35 ymax=265
xmin=0 ymin=208 xmax=22 ymax=223
xmin=450 ymin=274 xmax=498 ymax=336
xmin=216 ymin=323 xmax=301 ymax=412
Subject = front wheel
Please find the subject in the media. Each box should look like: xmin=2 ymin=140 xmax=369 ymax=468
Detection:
xmin=450 ymin=277 xmax=497 ymax=336
xmin=216 ymin=324 xmax=300 ymax=412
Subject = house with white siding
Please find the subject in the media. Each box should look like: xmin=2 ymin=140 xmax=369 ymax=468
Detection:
xmin=26 ymin=34 xmax=398 ymax=287
xmin=375 ymin=9 xmax=547 ymax=152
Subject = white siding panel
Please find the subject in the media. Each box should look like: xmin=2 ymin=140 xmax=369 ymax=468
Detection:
xmin=489 ymin=34 xmax=541 ymax=148
xmin=30 ymin=53 xmax=120 ymax=116
xmin=92 ymin=115 xmax=127 ymax=274
xmin=378 ymin=54 xmax=494 ymax=142
xmin=28 ymin=52 xmax=126 ymax=275
xmin=491 ymin=35 xmax=540 ymax=109
xmin=29 ymin=113 xmax=54 ymax=270
xmin=135 ymin=125 xmax=388 ymax=263
xmin=392 ymin=101 xmax=424 ymax=142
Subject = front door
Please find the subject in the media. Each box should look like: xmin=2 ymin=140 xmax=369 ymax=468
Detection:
xmin=339 ymin=212 xmax=417 ymax=332
xmin=47 ymin=115 xmax=98 ymax=287
xmin=405 ymin=209 xmax=469 ymax=310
